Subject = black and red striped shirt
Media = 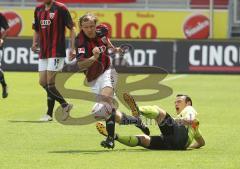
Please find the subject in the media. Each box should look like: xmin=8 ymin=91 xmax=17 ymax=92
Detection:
xmin=32 ymin=1 xmax=74 ymax=59
xmin=75 ymin=24 xmax=111 ymax=82
xmin=0 ymin=13 xmax=9 ymax=39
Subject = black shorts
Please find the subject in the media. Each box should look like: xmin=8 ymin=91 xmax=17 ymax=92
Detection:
xmin=147 ymin=113 xmax=188 ymax=150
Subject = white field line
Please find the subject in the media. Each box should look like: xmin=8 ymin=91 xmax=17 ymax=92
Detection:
xmin=162 ymin=74 xmax=188 ymax=82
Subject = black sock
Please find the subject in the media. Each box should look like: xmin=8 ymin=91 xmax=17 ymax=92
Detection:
xmin=119 ymin=112 xmax=140 ymax=125
xmin=43 ymin=86 xmax=55 ymax=117
xmin=47 ymin=95 xmax=55 ymax=117
xmin=0 ymin=69 xmax=7 ymax=88
xmin=106 ymin=109 xmax=116 ymax=140
xmin=47 ymin=84 xmax=67 ymax=108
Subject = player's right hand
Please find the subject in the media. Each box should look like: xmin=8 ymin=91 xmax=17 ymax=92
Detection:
xmin=92 ymin=47 xmax=101 ymax=59
xmin=31 ymin=44 xmax=39 ymax=53
xmin=69 ymin=48 xmax=76 ymax=61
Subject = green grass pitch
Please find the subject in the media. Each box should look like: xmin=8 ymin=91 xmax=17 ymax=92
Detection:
xmin=0 ymin=72 xmax=240 ymax=169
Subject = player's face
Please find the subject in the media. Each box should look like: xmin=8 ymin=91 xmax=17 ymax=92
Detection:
xmin=81 ymin=20 xmax=96 ymax=39
xmin=43 ymin=0 xmax=52 ymax=5
xmin=175 ymin=96 xmax=187 ymax=114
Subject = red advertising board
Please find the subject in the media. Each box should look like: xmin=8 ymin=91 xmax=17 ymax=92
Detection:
xmin=37 ymin=0 xmax=135 ymax=3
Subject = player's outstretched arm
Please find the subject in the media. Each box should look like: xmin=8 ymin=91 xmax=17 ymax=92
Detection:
xmin=188 ymin=136 xmax=205 ymax=149
xmin=69 ymin=27 xmax=76 ymax=59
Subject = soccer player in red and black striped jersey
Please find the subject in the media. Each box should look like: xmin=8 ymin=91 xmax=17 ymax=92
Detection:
xmin=0 ymin=12 xmax=10 ymax=98
xmin=32 ymin=0 xmax=76 ymax=121
xmin=70 ymin=13 xmax=149 ymax=149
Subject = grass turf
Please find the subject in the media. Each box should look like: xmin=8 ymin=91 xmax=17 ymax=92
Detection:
xmin=0 ymin=72 xmax=240 ymax=169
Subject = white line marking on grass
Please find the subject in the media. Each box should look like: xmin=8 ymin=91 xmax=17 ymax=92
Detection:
xmin=163 ymin=74 xmax=188 ymax=82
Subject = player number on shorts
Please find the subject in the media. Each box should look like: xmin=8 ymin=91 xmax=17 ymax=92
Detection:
xmin=54 ymin=59 xmax=60 ymax=68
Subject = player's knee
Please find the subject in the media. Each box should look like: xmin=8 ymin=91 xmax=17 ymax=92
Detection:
xmin=138 ymin=135 xmax=151 ymax=147
xmin=98 ymin=94 xmax=113 ymax=105
xmin=91 ymin=102 xmax=113 ymax=120
xmin=155 ymin=106 xmax=167 ymax=123
xmin=114 ymin=111 xmax=122 ymax=123
xmin=39 ymin=80 xmax=47 ymax=87
xmin=99 ymin=87 xmax=114 ymax=102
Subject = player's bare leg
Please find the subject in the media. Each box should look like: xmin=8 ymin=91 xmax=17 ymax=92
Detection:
xmin=47 ymin=71 xmax=73 ymax=121
xmin=39 ymin=71 xmax=53 ymax=121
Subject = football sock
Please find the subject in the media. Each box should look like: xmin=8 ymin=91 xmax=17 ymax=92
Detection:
xmin=119 ymin=112 xmax=139 ymax=125
xmin=139 ymin=106 xmax=159 ymax=119
xmin=106 ymin=109 xmax=116 ymax=140
xmin=47 ymin=95 xmax=55 ymax=117
xmin=43 ymin=85 xmax=56 ymax=117
xmin=116 ymin=135 xmax=140 ymax=147
xmin=0 ymin=69 xmax=7 ymax=88
xmin=47 ymin=84 xmax=67 ymax=108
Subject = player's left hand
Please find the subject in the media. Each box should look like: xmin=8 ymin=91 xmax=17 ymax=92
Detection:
xmin=0 ymin=39 xmax=4 ymax=47
xmin=69 ymin=48 xmax=76 ymax=61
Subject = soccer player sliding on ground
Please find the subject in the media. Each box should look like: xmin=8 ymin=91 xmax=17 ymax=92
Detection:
xmin=68 ymin=13 xmax=149 ymax=149
xmin=32 ymin=0 xmax=76 ymax=121
xmin=97 ymin=93 xmax=205 ymax=150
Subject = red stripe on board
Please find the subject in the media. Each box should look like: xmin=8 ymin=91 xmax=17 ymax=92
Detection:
xmin=189 ymin=66 xmax=240 ymax=72
xmin=37 ymin=0 xmax=135 ymax=3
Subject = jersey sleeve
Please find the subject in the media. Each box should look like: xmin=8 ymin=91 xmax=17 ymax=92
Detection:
xmin=62 ymin=7 xmax=74 ymax=29
xmin=32 ymin=8 xmax=39 ymax=32
xmin=0 ymin=14 xmax=9 ymax=30
xmin=75 ymin=35 xmax=88 ymax=61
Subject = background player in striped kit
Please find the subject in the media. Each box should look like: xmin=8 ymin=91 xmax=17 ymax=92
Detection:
xmin=32 ymin=0 xmax=76 ymax=121
xmin=0 ymin=12 xmax=10 ymax=99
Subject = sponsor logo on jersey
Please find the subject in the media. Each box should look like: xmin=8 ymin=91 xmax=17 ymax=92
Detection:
xmin=40 ymin=20 xmax=51 ymax=26
xmin=78 ymin=48 xmax=85 ymax=54
xmin=49 ymin=13 xmax=55 ymax=20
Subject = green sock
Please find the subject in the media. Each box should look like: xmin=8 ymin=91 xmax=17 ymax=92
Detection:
xmin=116 ymin=135 xmax=139 ymax=147
xmin=139 ymin=105 xmax=159 ymax=119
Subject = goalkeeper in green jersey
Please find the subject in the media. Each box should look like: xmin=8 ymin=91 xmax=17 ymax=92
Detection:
xmin=96 ymin=93 xmax=205 ymax=150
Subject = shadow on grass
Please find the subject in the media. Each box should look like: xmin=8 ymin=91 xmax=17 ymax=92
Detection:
xmin=49 ymin=149 xmax=149 ymax=154
xmin=8 ymin=120 xmax=53 ymax=124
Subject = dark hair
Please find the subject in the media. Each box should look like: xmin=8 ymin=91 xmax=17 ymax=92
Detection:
xmin=79 ymin=13 xmax=98 ymax=27
xmin=176 ymin=94 xmax=192 ymax=106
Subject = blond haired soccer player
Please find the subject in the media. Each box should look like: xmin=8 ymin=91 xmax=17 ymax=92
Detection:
xmin=97 ymin=93 xmax=205 ymax=150
xmin=69 ymin=13 xmax=149 ymax=149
